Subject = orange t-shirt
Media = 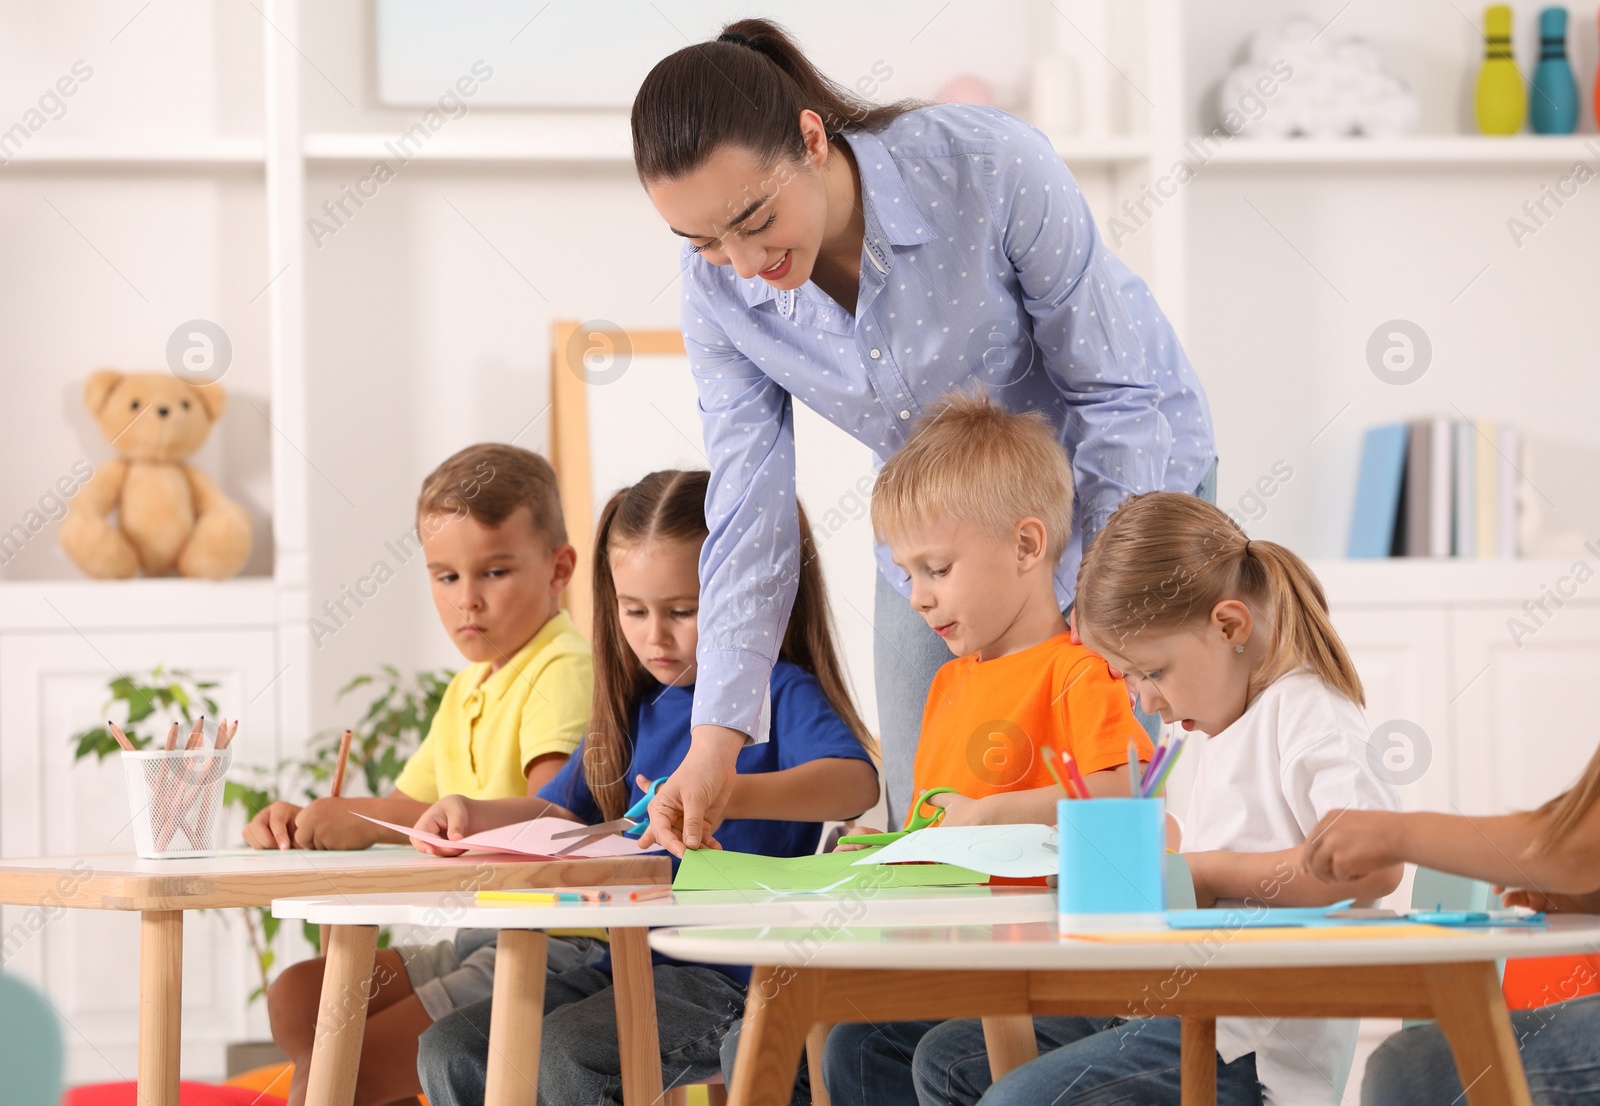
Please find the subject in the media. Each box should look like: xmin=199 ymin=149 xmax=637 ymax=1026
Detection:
xmin=908 ymin=632 xmax=1152 ymax=824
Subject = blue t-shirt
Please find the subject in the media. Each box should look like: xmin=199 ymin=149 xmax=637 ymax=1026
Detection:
xmin=537 ymin=659 xmax=874 ymax=984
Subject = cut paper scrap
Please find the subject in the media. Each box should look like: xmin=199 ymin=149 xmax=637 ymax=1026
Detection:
xmin=673 ymin=846 xmax=987 ymax=893
xmin=1165 ymin=902 xmax=1355 ymax=930
xmin=355 ymin=813 xmax=663 ymax=858
xmin=1065 ymin=924 xmax=1468 ymax=944
xmin=848 ymin=824 xmax=1058 ymax=878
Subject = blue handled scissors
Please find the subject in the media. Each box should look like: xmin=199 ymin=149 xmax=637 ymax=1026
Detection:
xmin=550 ymin=777 xmax=667 ymax=854
xmin=836 ymin=787 xmax=959 ymax=846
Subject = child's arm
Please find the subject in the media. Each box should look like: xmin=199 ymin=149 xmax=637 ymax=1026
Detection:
xmin=244 ymin=793 xmax=432 ymax=851
xmin=1303 ymin=806 xmax=1600 ymax=896
xmin=721 ymin=758 xmax=880 ymax=822
xmin=928 ymin=764 xmax=1143 ymax=827
xmin=1187 ymin=846 xmax=1402 ymax=909
xmin=525 ymin=752 xmax=568 ymax=796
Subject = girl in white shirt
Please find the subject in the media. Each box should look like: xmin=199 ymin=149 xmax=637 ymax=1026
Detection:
xmin=896 ymin=492 xmax=1402 ymax=1106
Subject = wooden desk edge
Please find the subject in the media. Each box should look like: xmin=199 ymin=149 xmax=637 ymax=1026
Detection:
xmin=0 ymin=854 xmax=672 ymax=910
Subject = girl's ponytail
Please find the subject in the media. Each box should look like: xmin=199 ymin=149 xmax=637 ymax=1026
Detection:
xmin=1075 ymin=492 xmax=1364 ymax=707
xmin=1245 ymin=540 xmax=1364 ymax=705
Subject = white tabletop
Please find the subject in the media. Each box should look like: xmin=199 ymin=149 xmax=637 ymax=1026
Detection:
xmin=649 ymin=914 xmax=1600 ymax=971
xmin=273 ymin=885 xmax=1057 ymax=929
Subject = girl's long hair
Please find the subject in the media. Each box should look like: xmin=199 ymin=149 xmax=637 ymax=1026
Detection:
xmin=583 ymin=469 xmax=875 ymax=820
xmin=631 ymin=17 xmax=919 ymax=184
xmin=1534 ymin=744 xmax=1600 ymax=848
xmin=1074 ymin=492 xmax=1364 ymax=706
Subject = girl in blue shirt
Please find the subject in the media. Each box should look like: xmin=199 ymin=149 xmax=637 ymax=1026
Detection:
xmin=413 ymin=468 xmax=879 ymax=1106
xmin=630 ymin=17 xmax=1217 ymax=853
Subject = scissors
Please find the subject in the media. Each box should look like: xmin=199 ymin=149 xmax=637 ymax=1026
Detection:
xmin=550 ymin=777 xmax=668 ymax=854
xmin=836 ymin=787 xmax=959 ymax=846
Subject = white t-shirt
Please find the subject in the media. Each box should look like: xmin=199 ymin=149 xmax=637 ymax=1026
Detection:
xmin=1183 ymin=669 xmax=1401 ymax=1106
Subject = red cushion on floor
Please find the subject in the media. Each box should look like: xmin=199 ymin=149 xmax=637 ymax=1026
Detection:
xmin=64 ymin=1082 xmax=286 ymax=1106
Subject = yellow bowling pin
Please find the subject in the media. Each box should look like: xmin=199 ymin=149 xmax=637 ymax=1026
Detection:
xmin=1475 ymin=4 xmax=1526 ymax=134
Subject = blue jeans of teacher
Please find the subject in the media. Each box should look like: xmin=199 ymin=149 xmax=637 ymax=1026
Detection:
xmin=822 ymin=1014 xmax=1260 ymax=1106
xmin=416 ymin=961 xmax=745 ymax=1106
xmin=873 ymin=460 xmax=1218 ymax=828
xmin=1362 ymin=993 xmax=1600 ymax=1105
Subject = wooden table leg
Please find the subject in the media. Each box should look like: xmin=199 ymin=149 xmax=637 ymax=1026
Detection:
xmin=728 ymin=966 xmax=815 ymax=1106
xmin=1424 ymin=963 xmax=1533 ymax=1106
xmin=981 ymin=1015 xmax=1038 ymax=1082
xmin=485 ymin=930 xmax=548 ymax=1106
xmin=610 ymin=927 xmax=666 ymax=1106
xmin=806 ymin=1022 xmax=833 ymax=1106
xmin=1181 ymin=1016 xmax=1217 ymax=1106
xmin=138 ymin=910 xmax=183 ymax=1106
xmin=303 ymin=924 xmax=379 ymax=1106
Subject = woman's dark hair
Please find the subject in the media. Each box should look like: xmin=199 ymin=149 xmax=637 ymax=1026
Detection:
xmin=631 ymin=17 xmax=919 ymax=184
xmin=583 ymin=469 xmax=877 ymax=819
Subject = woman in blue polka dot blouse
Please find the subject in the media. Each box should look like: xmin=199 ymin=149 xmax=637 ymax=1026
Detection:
xmin=634 ymin=18 xmax=1217 ymax=855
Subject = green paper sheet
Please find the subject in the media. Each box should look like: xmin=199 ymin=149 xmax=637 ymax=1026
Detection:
xmin=672 ymin=846 xmax=988 ymax=892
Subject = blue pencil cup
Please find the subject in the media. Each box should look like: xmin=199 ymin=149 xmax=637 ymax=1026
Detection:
xmin=1058 ymin=798 xmax=1166 ymax=928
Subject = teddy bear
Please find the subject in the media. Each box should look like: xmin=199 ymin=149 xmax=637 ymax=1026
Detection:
xmin=60 ymin=370 xmax=252 ymax=579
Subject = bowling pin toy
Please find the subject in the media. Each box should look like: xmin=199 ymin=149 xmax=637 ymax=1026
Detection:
xmin=1475 ymin=4 xmax=1527 ymax=134
xmin=1530 ymin=6 xmax=1578 ymax=134
xmin=1593 ymin=11 xmax=1600 ymax=131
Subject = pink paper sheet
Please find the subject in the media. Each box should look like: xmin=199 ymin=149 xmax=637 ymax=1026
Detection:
xmin=355 ymin=814 xmax=662 ymax=858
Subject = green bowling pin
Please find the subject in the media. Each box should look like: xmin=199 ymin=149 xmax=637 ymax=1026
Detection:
xmin=1476 ymin=4 xmax=1526 ymax=134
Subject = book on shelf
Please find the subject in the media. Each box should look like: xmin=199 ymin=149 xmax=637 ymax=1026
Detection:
xmin=1348 ymin=416 xmax=1521 ymax=560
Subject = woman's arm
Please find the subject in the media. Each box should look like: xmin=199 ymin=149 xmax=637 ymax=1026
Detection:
xmin=644 ymin=274 xmax=802 ymax=853
xmin=1189 ymin=846 xmax=1403 ymax=909
xmin=722 ymin=758 xmax=880 ymax=822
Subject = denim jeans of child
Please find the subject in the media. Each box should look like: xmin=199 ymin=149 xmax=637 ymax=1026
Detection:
xmin=1362 ymin=993 xmax=1600 ymax=1106
xmin=718 ymin=1016 xmax=811 ymax=1105
xmin=416 ymin=961 xmax=745 ymax=1106
xmin=822 ymin=1015 xmax=1260 ymax=1106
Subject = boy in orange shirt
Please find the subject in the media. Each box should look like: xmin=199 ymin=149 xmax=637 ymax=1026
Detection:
xmin=862 ymin=389 xmax=1152 ymax=829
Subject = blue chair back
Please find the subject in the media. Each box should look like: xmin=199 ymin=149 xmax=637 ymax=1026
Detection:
xmin=0 ymin=973 xmax=64 ymax=1105
xmin=1403 ymin=867 xmax=1504 ymax=1029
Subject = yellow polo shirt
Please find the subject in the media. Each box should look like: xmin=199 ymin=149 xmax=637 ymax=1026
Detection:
xmin=394 ymin=611 xmax=592 ymax=803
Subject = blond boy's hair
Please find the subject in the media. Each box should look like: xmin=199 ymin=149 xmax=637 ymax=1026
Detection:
xmin=872 ymin=390 xmax=1074 ymax=562
xmin=417 ymin=443 xmax=568 ymax=549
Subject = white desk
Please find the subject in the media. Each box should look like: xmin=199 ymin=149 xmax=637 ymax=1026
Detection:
xmin=651 ymin=915 xmax=1600 ymax=1106
xmin=276 ymin=885 xmax=1055 ymax=1106
xmin=0 ymin=847 xmax=669 ymax=1106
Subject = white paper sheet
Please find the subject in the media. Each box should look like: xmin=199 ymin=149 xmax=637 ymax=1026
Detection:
xmin=355 ymin=814 xmax=662 ymax=858
xmin=849 ymin=824 xmax=1058 ymax=878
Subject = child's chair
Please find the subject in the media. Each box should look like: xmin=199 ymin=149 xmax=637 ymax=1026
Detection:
xmin=0 ymin=973 xmax=63 ymax=1106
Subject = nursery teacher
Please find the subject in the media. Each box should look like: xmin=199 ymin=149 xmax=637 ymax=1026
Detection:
xmin=634 ymin=19 xmax=1217 ymax=853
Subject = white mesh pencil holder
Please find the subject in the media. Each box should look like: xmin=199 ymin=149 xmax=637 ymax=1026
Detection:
xmin=121 ymin=747 xmax=233 ymax=859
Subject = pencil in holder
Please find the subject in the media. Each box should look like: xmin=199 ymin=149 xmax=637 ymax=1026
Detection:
xmin=121 ymin=746 xmax=233 ymax=859
xmin=1057 ymin=797 xmax=1166 ymax=929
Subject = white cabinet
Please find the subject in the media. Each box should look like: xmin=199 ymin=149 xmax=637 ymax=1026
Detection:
xmin=1316 ymin=561 xmax=1600 ymax=819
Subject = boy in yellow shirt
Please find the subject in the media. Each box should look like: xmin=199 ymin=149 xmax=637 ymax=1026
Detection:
xmin=246 ymin=442 xmax=596 ymax=1106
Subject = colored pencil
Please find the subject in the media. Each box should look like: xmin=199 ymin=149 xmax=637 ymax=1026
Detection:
xmin=1127 ymin=737 xmax=1141 ymax=797
xmin=330 ymin=729 xmax=354 ymax=798
xmin=1061 ymin=752 xmax=1090 ymax=799
xmin=185 ymin=715 xmax=206 ymax=751
xmin=106 ymin=720 xmax=136 ymax=752
xmin=1039 ymin=745 xmax=1074 ymax=799
xmin=1146 ymin=735 xmax=1187 ymax=797
xmin=628 ymin=887 xmax=672 ymax=901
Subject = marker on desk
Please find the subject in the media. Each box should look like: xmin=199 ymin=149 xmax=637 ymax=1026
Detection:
xmin=1040 ymin=745 xmax=1074 ymax=799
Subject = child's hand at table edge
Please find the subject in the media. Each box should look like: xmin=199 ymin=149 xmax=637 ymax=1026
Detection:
xmin=290 ymin=798 xmax=386 ymax=851
xmin=1495 ymin=885 xmax=1600 ymax=914
xmin=242 ymin=800 xmax=303 ymax=850
xmin=1299 ymin=808 xmax=1403 ymax=883
xmin=411 ymin=795 xmax=482 ymax=857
